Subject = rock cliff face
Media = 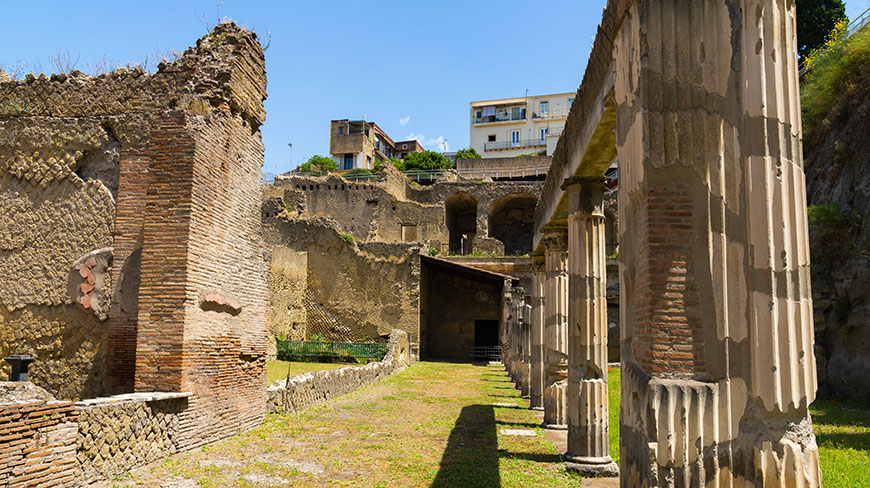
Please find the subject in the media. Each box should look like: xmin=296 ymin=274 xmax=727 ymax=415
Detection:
xmin=803 ymin=58 xmax=870 ymax=400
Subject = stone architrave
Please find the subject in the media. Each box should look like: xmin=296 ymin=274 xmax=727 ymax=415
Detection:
xmin=542 ymin=229 xmax=569 ymax=429
xmin=614 ymin=0 xmax=821 ymax=485
xmin=530 ymin=257 xmax=546 ymax=410
xmin=563 ymin=178 xmax=618 ymax=476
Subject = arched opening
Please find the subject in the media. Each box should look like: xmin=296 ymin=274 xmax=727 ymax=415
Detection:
xmin=488 ymin=194 xmax=537 ymax=255
xmin=445 ymin=193 xmax=478 ymax=254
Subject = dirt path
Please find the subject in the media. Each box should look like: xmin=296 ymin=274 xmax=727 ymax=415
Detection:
xmin=105 ymin=362 xmax=585 ymax=488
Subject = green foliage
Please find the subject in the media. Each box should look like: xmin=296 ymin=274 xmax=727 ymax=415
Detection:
xmin=309 ymin=333 xmax=325 ymax=342
xmin=402 ymin=150 xmax=453 ymax=171
xmin=339 ymin=233 xmax=355 ymax=245
xmin=515 ymin=152 xmax=545 ymax=157
xmin=807 ymin=203 xmax=862 ymax=260
xmin=796 ymin=0 xmax=846 ymax=61
xmin=801 ymin=20 xmax=870 ymax=136
xmin=454 ymin=147 xmax=481 ymax=160
xmin=428 ymin=247 xmax=439 ymax=256
xmin=301 ymin=155 xmax=337 ymax=172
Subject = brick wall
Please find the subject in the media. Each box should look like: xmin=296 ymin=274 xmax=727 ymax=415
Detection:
xmin=0 ymin=383 xmax=78 ymax=488
xmin=631 ymin=183 xmax=705 ymax=380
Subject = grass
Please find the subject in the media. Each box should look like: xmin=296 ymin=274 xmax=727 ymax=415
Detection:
xmin=115 ymin=362 xmax=585 ymax=487
xmin=265 ymin=360 xmax=360 ymax=383
xmin=109 ymin=361 xmax=867 ymax=487
xmin=811 ymin=396 xmax=870 ymax=487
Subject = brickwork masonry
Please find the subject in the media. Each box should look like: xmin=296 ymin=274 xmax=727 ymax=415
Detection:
xmin=266 ymin=330 xmax=411 ymax=413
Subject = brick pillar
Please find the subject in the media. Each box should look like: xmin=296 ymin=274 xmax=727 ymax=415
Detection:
xmin=530 ymin=257 xmax=545 ymax=410
xmin=614 ymin=0 xmax=820 ymax=485
xmin=542 ymin=229 xmax=569 ymax=429
xmin=564 ymin=178 xmax=618 ymax=476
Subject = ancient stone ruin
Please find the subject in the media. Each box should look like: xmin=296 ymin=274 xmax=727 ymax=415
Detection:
xmin=0 ymin=0 xmax=826 ymax=486
xmin=0 ymin=23 xmax=271 ymax=485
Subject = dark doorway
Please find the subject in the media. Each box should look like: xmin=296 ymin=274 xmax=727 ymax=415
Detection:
xmin=489 ymin=194 xmax=537 ymax=255
xmin=445 ymin=193 xmax=478 ymax=255
xmin=474 ymin=320 xmax=499 ymax=347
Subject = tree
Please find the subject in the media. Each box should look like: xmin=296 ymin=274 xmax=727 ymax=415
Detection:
xmin=454 ymin=148 xmax=481 ymax=160
xmin=300 ymin=155 xmax=337 ymax=172
xmin=402 ymin=150 xmax=453 ymax=171
xmin=796 ymin=0 xmax=847 ymax=62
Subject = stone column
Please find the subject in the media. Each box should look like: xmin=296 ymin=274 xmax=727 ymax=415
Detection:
xmin=614 ymin=1 xmax=820 ymax=485
xmin=542 ymin=229 xmax=569 ymax=429
xmin=563 ymin=179 xmax=618 ymax=476
xmin=521 ymin=301 xmax=532 ymax=397
xmin=530 ymin=257 xmax=546 ymax=410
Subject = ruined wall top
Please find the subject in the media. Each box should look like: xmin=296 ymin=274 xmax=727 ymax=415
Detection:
xmin=0 ymin=22 xmax=266 ymax=128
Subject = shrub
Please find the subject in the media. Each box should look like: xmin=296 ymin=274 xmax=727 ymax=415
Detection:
xmin=428 ymin=247 xmax=439 ymax=256
xmin=807 ymin=203 xmax=862 ymax=260
xmin=339 ymin=233 xmax=355 ymax=245
xmin=801 ymin=20 xmax=870 ymax=137
xmin=301 ymin=155 xmax=337 ymax=172
xmin=455 ymin=148 xmax=481 ymax=160
xmin=402 ymin=150 xmax=453 ymax=171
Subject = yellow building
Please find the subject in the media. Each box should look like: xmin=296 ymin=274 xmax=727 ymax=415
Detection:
xmin=469 ymin=92 xmax=574 ymax=158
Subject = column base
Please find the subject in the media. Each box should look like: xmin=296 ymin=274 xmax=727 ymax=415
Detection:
xmin=530 ymin=406 xmax=544 ymax=411
xmin=564 ymin=454 xmax=618 ymax=477
xmin=541 ymin=423 xmax=568 ymax=430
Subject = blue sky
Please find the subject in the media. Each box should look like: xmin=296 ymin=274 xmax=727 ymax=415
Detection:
xmin=1 ymin=0 xmax=867 ymax=176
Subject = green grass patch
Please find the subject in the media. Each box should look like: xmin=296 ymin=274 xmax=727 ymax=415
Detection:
xmin=811 ymin=396 xmax=870 ymax=487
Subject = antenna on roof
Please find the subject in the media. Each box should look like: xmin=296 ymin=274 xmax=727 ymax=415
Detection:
xmin=363 ymin=113 xmax=367 ymax=121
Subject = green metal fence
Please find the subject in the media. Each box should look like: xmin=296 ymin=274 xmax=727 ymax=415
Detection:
xmin=276 ymin=340 xmax=388 ymax=362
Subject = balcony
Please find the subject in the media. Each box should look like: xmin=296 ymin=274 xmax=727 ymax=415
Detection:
xmin=474 ymin=108 xmax=526 ymax=125
xmin=531 ymin=110 xmax=569 ymax=120
xmin=484 ymin=139 xmax=547 ymax=151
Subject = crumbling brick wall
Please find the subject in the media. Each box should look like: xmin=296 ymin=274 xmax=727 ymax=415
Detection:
xmin=1 ymin=22 xmax=269 ymax=467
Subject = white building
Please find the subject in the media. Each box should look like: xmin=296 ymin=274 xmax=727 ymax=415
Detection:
xmin=469 ymin=92 xmax=573 ymax=158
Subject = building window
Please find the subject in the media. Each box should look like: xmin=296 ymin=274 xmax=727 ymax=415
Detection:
xmin=540 ymin=101 xmax=549 ymax=116
xmin=568 ymin=98 xmax=574 ymax=107
xmin=540 ymin=128 xmax=548 ymax=144
xmin=487 ymin=134 xmax=496 ymax=142
xmin=511 ymin=130 xmax=520 ymax=147
xmin=511 ymin=106 xmax=522 ymax=120
xmin=338 ymin=126 xmax=344 ymax=135
xmin=367 ymin=155 xmax=372 ymax=168
xmin=475 ymin=110 xmax=482 ymax=123
xmin=401 ymin=224 xmax=418 ymax=242
xmin=344 ymin=154 xmax=354 ymax=170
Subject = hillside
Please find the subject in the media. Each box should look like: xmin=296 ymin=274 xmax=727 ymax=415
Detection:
xmin=802 ymin=22 xmax=870 ymax=400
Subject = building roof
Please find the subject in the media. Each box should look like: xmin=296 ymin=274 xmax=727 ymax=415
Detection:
xmin=421 ymin=255 xmax=518 ymax=286
xmin=470 ymin=92 xmax=576 ymax=108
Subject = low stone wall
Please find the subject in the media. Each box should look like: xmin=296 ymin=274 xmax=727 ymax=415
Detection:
xmin=267 ymin=330 xmax=411 ymax=413
xmin=74 ymin=392 xmax=189 ymax=485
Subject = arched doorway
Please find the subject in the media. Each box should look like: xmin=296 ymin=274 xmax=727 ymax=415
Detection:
xmin=445 ymin=193 xmax=478 ymax=255
xmin=488 ymin=194 xmax=537 ymax=255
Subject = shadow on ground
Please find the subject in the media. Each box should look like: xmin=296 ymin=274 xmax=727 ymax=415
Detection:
xmin=431 ymin=405 xmax=500 ymax=488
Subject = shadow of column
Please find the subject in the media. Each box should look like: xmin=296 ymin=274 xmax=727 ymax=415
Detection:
xmin=431 ymin=404 xmax=501 ymax=488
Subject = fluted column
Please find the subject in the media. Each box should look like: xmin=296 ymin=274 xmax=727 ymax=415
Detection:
xmin=542 ymin=229 xmax=569 ymax=429
xmin=563 ymin=179 xmax=618 ymax=476
xmin=530 ymin=257 xmax=546 ymax=410
xmin=521 ymin=301 xmax=531 ymax=397
xmin=614 ymin=0 xmax=820 ymax=485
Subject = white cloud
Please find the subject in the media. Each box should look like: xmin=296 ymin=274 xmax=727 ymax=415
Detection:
xmin=405 ymin=133 xmax=449 ymax=152
xmin=399 ymin=116 xmax=410 ymax=126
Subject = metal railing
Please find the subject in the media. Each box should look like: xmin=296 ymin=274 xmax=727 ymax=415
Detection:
xmin=291 ymin=164 xmax=551 ymax=183
xmin=484 ymin=139 xmax=547 ymax=151
xmin=276 ymin=340 xmax=388 ymax=361
xmin=470 ymin=345 xmax=503 ymax=361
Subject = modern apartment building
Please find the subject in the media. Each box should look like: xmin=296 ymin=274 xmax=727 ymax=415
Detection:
xmin=329 ymin=119 xmax=423 ymax=170
xmin=469 ymin=92 xmax=574 ymax=158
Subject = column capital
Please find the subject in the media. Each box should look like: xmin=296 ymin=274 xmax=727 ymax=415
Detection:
xmin=563 ymin=177 xmax=606 ymax=219
xmin=542 ymin=229 xmax=568 ymax=252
